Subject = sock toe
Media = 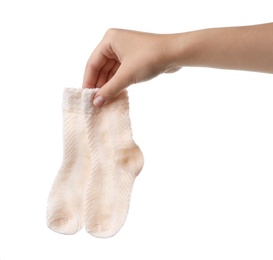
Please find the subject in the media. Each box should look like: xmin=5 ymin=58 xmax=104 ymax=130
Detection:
xmin=47 ymin=208 xmax=83 ymax=235
xmin=86 ymin=221 xmax=120 ymax=238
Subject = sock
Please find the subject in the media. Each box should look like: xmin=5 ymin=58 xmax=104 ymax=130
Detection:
xmin=82 ymin=88 xmax=144 ymax=238
xmin=46 ymin=88 xmax=91 ymax=235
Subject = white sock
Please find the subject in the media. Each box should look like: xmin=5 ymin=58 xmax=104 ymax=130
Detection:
xmin=46 ymin=89 xmax=91 ymax=235
xmin=82 ymin=89 xmax=144 ymax=238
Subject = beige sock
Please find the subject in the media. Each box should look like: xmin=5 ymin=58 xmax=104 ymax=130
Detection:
xmin=82 ymin=88 xmax=144 ymax=238
xmin=46 ymin=88 xmax=91 ymax=235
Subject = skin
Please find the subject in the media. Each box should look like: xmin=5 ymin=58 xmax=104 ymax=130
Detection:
xmin=82 ymin=23 xmax=273 ymax=107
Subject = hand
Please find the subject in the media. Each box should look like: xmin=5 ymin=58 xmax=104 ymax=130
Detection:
xmin=82 ymin=29 xmax=181 ymax=107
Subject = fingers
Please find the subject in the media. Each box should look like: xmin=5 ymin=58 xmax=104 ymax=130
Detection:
xmin=83 ymin=51 xmax=122 ymax=107
xmin=82 ymin=34 xmax=118 ymax=89
xmin=95 ymin=59 xmax=119 ymax=88
xmin=93 ymin=65 xmax=132 ymax=107
xmin=82 ymin=50 xmax=107 ymax=88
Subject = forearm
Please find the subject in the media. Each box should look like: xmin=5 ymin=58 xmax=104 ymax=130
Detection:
xmin=170 ymin=23 xmax=273 ymax=73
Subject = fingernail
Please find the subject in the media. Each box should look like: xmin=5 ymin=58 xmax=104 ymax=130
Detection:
xmin=93 ymin=96 xmax=105 ymax=107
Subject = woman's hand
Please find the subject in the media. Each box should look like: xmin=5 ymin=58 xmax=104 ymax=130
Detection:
xmin=82 ymin=29 xmax=180 ymax=107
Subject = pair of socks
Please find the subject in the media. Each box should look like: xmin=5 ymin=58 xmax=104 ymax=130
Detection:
xmin=46 ymin=88 xmax=144 ymax=238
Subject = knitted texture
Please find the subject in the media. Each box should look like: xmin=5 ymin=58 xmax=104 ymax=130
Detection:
xmin=82 ymin=89 xmax=144 ymax=238
xmin=46 ymin=88 xmax=91 ymax=234
xmin=47 ymin=88 xmax=144 ymax=238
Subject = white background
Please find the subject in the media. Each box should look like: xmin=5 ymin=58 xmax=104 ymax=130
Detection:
xmin=0 ymin=0 xmax=273 ymax=259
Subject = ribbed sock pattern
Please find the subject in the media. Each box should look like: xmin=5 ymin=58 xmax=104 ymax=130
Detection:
xmin=82 ymin=89 xmax=144 ymax=238
xmin=46 ymin=89 xmax=91 ymax=235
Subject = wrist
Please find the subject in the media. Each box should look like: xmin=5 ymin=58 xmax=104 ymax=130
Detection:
xmin=161 ymin=32 xmax=199 ymax=71
xmin=168 ymin=31 xmax=204 ymax=68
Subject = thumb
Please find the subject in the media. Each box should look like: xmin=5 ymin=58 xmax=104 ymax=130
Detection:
xmin=92 ymin=66 xmax=132 ymax=107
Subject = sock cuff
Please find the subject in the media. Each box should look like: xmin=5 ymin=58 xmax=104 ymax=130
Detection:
xmin=63 ymin=88 xmax=128 ymax=114
xmin=82 ymin=88 xmax=98 ymax=114
xmin=63 ymin=88 xmax=83 ymax=113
